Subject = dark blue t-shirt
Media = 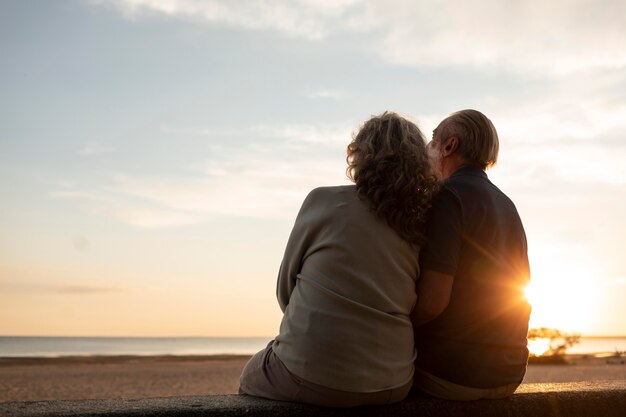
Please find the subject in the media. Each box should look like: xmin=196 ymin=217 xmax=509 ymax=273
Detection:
xmin=416 ymin=166 xmax=531 ymax=388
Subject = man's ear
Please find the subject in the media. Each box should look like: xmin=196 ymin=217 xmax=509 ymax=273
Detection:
xmin=441 ymin=136 xmax=459 ymax=157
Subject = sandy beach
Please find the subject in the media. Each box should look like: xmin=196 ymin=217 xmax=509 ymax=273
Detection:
xmin=1 ymin=354 xmax=625 ymax=403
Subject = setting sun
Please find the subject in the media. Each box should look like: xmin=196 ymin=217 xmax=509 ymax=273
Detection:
xmin=527 ymin=337 xmax=552 ymax=356
xmin=524 ymin=254 xmax=599 ymax=334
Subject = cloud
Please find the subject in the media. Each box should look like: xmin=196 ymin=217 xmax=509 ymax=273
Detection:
xmin=416 ymin=110 xmax=626 ymax=188
xmin=502 ymin=143 xmax=626 ymax=187
xmin=61 ymin=102 xmax=626 ymax=232
xmin=54 ymin=122 xmax=355 ymax=227
xmin=90 ymin=0 xmax=626 ymax=75
xmin=368 ymin=0 xmax=626 ymax=75
xmin=90 ymin=0 xmax=362 ymax=40
xmin=54 ymin=285 xmax=122 ymax=294
xmin=78 ymin=141 xmax=116 ymax=156
xmin=98 ymin=203 xmax=207 ymax=228
xmin=252 ymin=123 xmax=353 ymax=146
xmin=52 ymin=190 xmax=207 ymax=228
xmin=492 ymin=69 xmax=626 ymax=144
xmin=411 ymin=69 xmax=626 ymax=187
xmin=1 ymin=282 xmax=123 ymax=294
xmin=302 ymin=88 xmax=344 ymax=100
xmin=160 ymin=122 xmax=354 ymax=147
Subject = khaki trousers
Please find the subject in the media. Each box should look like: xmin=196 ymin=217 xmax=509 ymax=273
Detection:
xmin=413 ymin=367 xmax=520 ymax=401
xmin=239 ymin=341 xmax=412 ymax=408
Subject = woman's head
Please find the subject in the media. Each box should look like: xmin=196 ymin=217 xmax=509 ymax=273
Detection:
xmin=346 ymin=112 xmax=439 ymax=246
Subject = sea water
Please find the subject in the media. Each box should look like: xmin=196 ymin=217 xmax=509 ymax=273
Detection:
xmin=0 ymin=336 xmax=624 ymax=358
xmin=0 ymin=336 xmax=272 ymax=357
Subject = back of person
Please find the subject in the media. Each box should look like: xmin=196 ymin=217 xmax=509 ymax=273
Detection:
xmin=411 ymin=109 xmax=531 ymax=400
xmin=239 ymin=111 xmax=439 ymax=407
xmin=274 ymin=185 xmax=419 ymax=392
xmin=415 ymin=167 xmax=531 ymax=388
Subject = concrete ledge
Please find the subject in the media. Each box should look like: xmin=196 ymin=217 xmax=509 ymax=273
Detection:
xmin=2 ymin=381 xmax=625 ymax=417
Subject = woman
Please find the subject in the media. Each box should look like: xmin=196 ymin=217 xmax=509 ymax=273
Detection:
xmin=239 ymin=112 xmax=439 ymax=407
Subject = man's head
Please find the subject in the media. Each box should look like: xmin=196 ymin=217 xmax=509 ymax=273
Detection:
xmin=429 ymin=109 xmax=499 ymax=179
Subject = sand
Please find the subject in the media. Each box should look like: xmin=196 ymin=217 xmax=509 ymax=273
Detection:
xmin=0 ymin=355 xmax=249 ymax=403
xmin=1 ymin=354 xmax=625 ymax=403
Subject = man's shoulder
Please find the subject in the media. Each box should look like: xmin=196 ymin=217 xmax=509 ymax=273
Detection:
xmin=443 ymin=172 xmax=523 ymax=226
xmin=444 ymin=172 xmax=510 ymax=201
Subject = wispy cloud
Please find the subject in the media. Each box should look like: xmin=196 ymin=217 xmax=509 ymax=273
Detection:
xmin=368 ymin=0 xmax=626 ymax=75
xmin=160 ymin=122 xmax=354 ymax=147
xmin=52 ymin=190 xmax=207 ymax=228
xmin=1 ymin=282 xmax=123 ymax=294
xmin=90 ymin=0 xmax=626 ymax=75
xmin=416 ymin=113 xmax=626 ymax=188
xmin=78 ymin=141 xmax=116 ymax=156
xmin=54 ymin=122 xmax=355 ymax=227
xmin=493 ymin=69 xmax=626 ymax=144
xmin=90 ymin=0 xmax=362 ymax=40
xmin=60 ymin=101 xmax=626 ymax=232
xmin=87 ymin=0 xmax=626 ymax=190
xmin=414 ymin=67 xmax=626 ymax=188
xmin=302 ymin=88 xmax=344 ymax=100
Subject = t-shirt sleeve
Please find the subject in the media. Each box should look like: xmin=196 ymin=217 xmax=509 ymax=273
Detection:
xmin=419 ymin=186 xmax=463 ymax=276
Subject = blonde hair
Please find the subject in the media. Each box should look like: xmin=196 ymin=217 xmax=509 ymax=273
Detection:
xmin=346 ymin=112 xmax=440 ymax=246
xmin=438 ymin=109 xmax=499 ymax=169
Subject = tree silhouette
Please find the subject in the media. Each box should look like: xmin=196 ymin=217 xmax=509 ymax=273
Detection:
xmin=527 ymin=327 xmax=581 ymax=363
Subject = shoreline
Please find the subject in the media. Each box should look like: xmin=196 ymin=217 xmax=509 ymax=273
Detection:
xmin=1 ymin=351 xmax=622 ymax=363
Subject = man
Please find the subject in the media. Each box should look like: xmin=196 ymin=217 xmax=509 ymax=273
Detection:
xmin=411 ymin=109 xmax=531 ymax=400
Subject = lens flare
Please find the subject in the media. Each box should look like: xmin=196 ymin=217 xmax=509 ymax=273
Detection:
xmin=524 ymin=258 xmax=598 ymax=334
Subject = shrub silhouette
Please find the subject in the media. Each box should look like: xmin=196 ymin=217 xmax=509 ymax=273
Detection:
xmin=527 ymin=327 xmax=581 ymax=364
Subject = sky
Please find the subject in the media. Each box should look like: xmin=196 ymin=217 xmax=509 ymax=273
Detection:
xmin=1 ymin=0 xmax=625 ymax=337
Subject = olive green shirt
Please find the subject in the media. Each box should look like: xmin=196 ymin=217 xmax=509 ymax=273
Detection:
xmin=273 ymin=185 xmax=419 ymax=392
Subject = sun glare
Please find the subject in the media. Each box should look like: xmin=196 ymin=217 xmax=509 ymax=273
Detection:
xmin=527 ymin=337 xmax=551 ymax=356
xmin=524 ymin=257 xmax=599 ymax=334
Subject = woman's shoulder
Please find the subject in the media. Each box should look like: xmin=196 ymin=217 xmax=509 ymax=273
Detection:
xmin=308 ymin=184 xmax=356 ymax=197
xmin=299 ymin=185 xmax=357 ymax=214
xmin=303 ymin=185 xmax=356 ymax=205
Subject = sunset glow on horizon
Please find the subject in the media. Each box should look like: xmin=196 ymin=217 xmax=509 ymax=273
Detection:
xmin=525 ymin=258 xmax=600 ymax=335
xmin=1 ymin=1 xmax=625 ymax=338
xmin=527 ymin=338 xmax=553 ymax=357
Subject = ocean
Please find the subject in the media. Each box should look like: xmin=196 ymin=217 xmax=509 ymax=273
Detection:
xmin=0 ymin=337 xmax=272 ymax=358
xmin=0 ymin=336 xmax=624 ymax=358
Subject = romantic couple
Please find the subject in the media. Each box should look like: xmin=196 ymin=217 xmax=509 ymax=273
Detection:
xmin=239 ymin=109 xmax=531 ymax=407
